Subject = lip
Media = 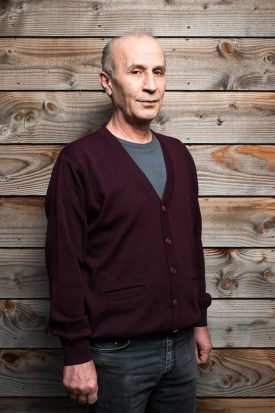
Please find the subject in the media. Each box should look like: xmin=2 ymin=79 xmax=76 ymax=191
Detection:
xmin=137 ymin=100 xmax=159 ymax=103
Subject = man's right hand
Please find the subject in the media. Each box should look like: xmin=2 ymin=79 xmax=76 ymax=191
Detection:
xmin=63 ymin=360 xmax=98 ymax=405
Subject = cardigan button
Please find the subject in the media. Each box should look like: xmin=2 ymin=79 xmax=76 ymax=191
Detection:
xmin=161 ymin=204 xmax=167 ymax=212
xmin=173 ymin=298 xmax=178 ymax=307
xmin=170 ymin=266 xmax=177 ymax=274
xmin=165 ymin=237 xmax=172 ymax=245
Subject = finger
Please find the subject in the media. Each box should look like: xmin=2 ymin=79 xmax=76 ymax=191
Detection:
xmin=69 ymin=392 xmax=78 ymax=401
xmin=87 ymin=391 xmax=98 ymax=405
xmin=194 ymin=345 xmax=201 ymax=365
xmin=199 ymin=350 xmax=210 ymax=365
xmin=78 ymin=394 xmax=88 ymax=405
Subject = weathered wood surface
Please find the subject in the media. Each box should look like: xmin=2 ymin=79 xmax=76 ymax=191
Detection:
xmin=1 ymin=38 xmax=275 ymax=91
xmin=1 ymin=299 xmax=275 ymax=348
xmin=0 ymin=145 xmax=275 ymax=196
xmin=204 ymin=248 xmax=275 ymax=298
xmin=0 ymin=249 xmax=48 ymax=298
xmin=0 ymin=0 xmax=275 ymax=36
xmin=196 ymin=398 xmax=275 ymax=413
xmin=1 ymin=248 xmax=274 ymax=299
xmin=0 ymin=197 xmax=274 ymax=247
xmin=1 ymin=92 xmax=275 ymax=144
xmin=197 ymin=349 xmax=275 ymax=397
xmin=0 ymin=349 xmax=274 ymax=396
xmin=0 ymin=397 xmax=275 ymax=413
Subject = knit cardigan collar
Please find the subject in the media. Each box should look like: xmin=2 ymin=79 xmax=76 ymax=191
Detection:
xmin=99 ymin=125 xmax=175 ymax=208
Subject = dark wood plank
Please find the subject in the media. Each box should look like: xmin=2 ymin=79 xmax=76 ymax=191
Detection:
xmin=1 ymin=145 xmax=275 ymax=196
xmin=1 ymin=38 xmax=275 ymax=91
xmin=0 ymin=0 xmax=275 ymax=36
xmin=1 ymin=397 xmax=275 ymax=412
xmin=1 ymin=299 xmax=275 ymax=348
xmin=196 ymin=398 xmax=275 ymax=413
xmin=0 ymin=197 xmax=274 ymax=247
xmin=0 ymin=349 xmax=274 ymax=397
xmin=0 ymin=398 xmax=90 ymax=412
xmin=1 ymin=92 xmax=275 ymax=144
xmin=205 ymin=248 xmax=275 ymax=298
xmin=1 ymin=248 xmax=274 ymax=299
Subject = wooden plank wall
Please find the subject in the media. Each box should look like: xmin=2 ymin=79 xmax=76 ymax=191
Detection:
xmin=0 ymin=0 xmax=275 ymax=411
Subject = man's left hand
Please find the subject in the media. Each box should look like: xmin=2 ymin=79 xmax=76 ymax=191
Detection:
xmin=194 ymin=326 xmax=212 ymax=365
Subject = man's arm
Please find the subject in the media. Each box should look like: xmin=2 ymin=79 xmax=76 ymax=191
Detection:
xmin=45 ymin=151 xmax=99 ymax=404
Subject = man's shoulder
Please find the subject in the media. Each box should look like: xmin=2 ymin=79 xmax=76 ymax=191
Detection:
xmin=59 ymin=126 xmax=106 ymax=163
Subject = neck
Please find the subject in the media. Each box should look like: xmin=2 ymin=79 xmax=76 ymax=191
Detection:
xmin=106 ymin=114 xmax=152 ymax=143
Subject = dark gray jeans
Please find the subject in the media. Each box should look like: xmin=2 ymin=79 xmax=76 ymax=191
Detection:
xmin=89 ymin=328 xmax=197 ymax=413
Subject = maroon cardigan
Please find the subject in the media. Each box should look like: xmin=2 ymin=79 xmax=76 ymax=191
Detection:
xmin=45 ymin=125 xmax=211 ymax=366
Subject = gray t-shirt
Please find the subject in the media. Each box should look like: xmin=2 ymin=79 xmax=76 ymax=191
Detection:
xmin=116 ymin=133 xmax=167 ymax=199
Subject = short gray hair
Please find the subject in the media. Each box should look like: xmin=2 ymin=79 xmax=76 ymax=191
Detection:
xmin=101 ymin=32 xmax=158 ymax=80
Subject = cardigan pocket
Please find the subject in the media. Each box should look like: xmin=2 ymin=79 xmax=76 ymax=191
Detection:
xmin=104 ymin=284 xmax=146 ymax=302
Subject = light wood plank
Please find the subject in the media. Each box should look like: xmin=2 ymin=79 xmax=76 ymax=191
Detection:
xmin=1 ymin=299 xmax=275 ymax=348
xmin=1 ymin=38 xmax=275 ymax=91
xmin=1 ymin=92 xmax=275 ymax=144
xmin=205 ymin=248 xmax=275 ymax=298
xmin=1 ymin=248 xmax=274 ymax=299
xmin=197 ymin=349 xmax=275 ymax=397
xmin=0 ymin=0 xmax=275 ymax=36
xmin=0 ymin=197 xmax=274 ymax=247
xmin=0 ymin=349 xmax=274 ymax=397
xmin=0 ymin=145 xmax=274 ymax=196
xmin=196 ymin=398 xmax=275 ymax=413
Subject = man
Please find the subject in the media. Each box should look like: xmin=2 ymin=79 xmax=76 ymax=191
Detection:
xmin=45 ymin=33 xmax=212 ymax=413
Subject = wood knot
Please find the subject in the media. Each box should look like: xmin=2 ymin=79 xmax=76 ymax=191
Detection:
xmin=92 ymin=3 xmax=101 ymax=14
xmin=264 ymin=53 xmax=274 ymax=63
xmin=219 ymin=278 xmax=234 ymax=291
xmin=44 ymin=100 xmax=59 ymax=116
xmin=218 ymin=41 xmax=235 ymax=57
xmin=24 ymin=110 xmax=39 ymax=128
xmin=2 ymin=351 xmax=21 ymax=366
xmin=263 ymin=268 xmax=273 ymax=279
xmin=0 ymin=8 xmax=7 ymax=17
xmin=2 ymin=300 xmax=16 ymax=311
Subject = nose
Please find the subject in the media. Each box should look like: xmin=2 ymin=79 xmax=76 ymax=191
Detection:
xmin=143 ymin=72 xmax=157 ymax=93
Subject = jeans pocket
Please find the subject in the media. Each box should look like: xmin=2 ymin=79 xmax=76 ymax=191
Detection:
xmin=90 ymin=338 xmax=131 ymax=352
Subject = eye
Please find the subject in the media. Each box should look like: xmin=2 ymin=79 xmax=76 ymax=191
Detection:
xmin=131 ymin=69 xmax=142 ymax=75
xmin=154 ymin=70 xmax=164 ymax=76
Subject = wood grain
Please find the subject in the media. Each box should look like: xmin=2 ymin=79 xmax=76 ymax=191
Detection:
xmin=0 ymin=249 xmax=48 ymax=298
xmin=1 ymin=92 xmax=275 ymax=144
xmin=0 ymin=349 xmax=274 ymax=397
xmin=1 ymin=248 xmax=274 ymax=299
xmin=205 ymin=248 xmax=275 ymax=298
xmin=197 ymin=349 xmax=275 ymax=397
xmin=0 ymin=38 xmax=275 ymax=91
xmin=0 ymin=0 xmax=275 ymax=36
xmin=0 ymin=197 xmax=274 ymax=247
xmin=196 ymin=398 xmax=275 ymax=413
xmin=1 ymin=299 xmax=275 ymax=348
xmin=0 ymin=145 xmax=274 ymax=196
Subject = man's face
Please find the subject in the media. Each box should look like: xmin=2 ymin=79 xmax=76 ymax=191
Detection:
xmin=106 ymin=36 xmax=166 ymax=124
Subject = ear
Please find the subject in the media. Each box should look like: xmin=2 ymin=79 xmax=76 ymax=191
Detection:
xmin=99 ymin=71 xmax=113 ymax=96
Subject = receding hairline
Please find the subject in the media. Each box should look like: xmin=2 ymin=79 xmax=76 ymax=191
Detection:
xmin=101 ymin=32 xmax=165 ymax=79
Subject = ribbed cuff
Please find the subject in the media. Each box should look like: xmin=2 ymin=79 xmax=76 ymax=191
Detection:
xmin=61 ymin=337 xmax=92 ymax=366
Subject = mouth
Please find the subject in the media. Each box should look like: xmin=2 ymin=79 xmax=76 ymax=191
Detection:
xmin=137 ymin=99 xmax=159 ymax=104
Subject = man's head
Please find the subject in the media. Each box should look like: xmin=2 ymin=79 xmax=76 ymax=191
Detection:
xmin=99 ymin=33 xmax=166 ymax=126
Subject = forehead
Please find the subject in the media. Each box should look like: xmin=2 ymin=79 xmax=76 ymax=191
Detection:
xmin=113 ymin=36 xmax=165 ymax=68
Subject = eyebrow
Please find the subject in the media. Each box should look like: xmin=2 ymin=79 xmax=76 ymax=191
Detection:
xmin=128 ymin=64 xmax=166 ymax=72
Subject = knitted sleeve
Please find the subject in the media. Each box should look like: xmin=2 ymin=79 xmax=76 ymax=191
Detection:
xmin=45 ymin=151 xmax=92 ymax=366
